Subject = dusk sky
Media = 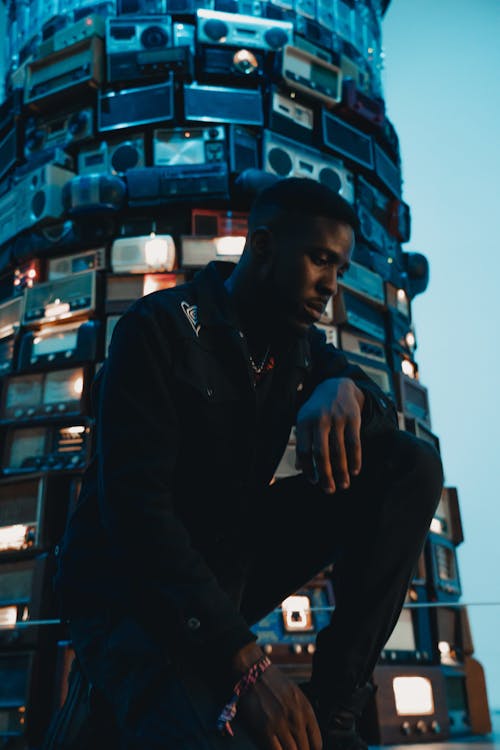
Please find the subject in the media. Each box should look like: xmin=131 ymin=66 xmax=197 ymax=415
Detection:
xmin=383 ymin=0 xmax=500 ymax=710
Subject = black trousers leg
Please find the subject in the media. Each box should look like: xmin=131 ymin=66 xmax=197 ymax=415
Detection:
xmin=238 ymin=430 xmax=444 ymax=705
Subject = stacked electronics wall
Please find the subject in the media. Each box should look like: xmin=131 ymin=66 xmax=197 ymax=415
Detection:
xmin=0 ymin=0 xmax=491 ymax=746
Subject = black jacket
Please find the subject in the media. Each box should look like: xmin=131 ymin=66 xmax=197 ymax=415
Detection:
xmin=57 ymin=261 xmax=397 ymax=667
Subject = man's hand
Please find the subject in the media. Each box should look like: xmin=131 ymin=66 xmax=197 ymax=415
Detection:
xmin=232 ymin=644 xmax=322 ymax=750
xmin=295 ymin=378 xmax=365 ymax=494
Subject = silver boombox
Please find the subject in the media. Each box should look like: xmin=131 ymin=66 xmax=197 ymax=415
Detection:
xmin=24 ymin=108 xmax=94 ymax=158
xmin=153 ymin=126 xmax=226 ymax=166
xmin=196 ymin=9 xmax=293 ymax=51
xmin=106 ymin=16 xmax=174 ymax=55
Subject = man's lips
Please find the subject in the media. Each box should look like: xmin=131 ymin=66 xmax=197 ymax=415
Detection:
xmin=303 ymin=302 xmax=324 ymax=321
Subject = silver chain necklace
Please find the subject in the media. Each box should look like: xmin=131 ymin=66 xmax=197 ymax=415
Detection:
xmin=248 ymin=345 xmax=271 ymax=375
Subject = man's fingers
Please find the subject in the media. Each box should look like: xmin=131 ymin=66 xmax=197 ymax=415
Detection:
xmin=332 ymin=422 xmax=350 ymax=490
xmin=276 ymin=726 xmax=300 ymax=750
xmin=313 ymin=420 xmax=336 ymax=495
xmin=345 ymin=418 xmax=362 ymax=477
xmin=295 ymin=423 xmax=316 ymax=484
xmin=302 ymin=698 xmax=323 ymax=750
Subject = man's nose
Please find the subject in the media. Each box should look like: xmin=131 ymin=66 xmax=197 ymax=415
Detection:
xmin=319 ymin=268 xmax=338 ymax=297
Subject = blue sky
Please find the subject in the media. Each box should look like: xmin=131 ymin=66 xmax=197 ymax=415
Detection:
xmin=383 ymin=0 xmax=500 ymax=710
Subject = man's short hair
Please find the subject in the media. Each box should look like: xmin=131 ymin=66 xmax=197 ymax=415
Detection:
xmin=248 ymin=177 xmax=359 ymax=235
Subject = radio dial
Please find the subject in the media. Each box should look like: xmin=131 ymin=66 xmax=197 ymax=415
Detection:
xmin=415 ymin=720 xmax=428 ymax=734
xmin=68 ymin=112 xmax=89 ymax=137
xmin=431 ymin=721 xmax=441 ymax=733
xmin=141 ymin=25 xmax=169 ymax=48
xmin=203 ymin=19 xmax=229 ymax=41
xmin=264 ymin=28 xmax=288 ymax=49
xmin=400 ymin=722 xmax=411 ymax=736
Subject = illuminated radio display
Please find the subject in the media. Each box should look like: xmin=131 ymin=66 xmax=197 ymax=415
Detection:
xmin=0 ymin=296 xmax=23 ymax=341
xmin=430 ymin=487 xmax=463 ymax=546
xmin=0 ymin=336 xmax=15 ymax=376
xmin=105 ymin=273 xmax=183 ymax=314
xmin=434 ymin=606 xmax=473 ymax=666
xmin=394 ymin=372 xmax=431 ymax=427
xmin=2 ymin=368 xmax=87 ymax=421
xmin=380 ymin=587 xmax=433 ymax=665
xmin=2 ymin=422 xmax=91 ymax=475
xmin=111 ymin=234 xmax=176 ymax=273
xmin=47 ymin=247 xmax=106 ymax=281
xmin=23 ymin=270 xmax=97 ymax=327
xmin=0 ymin=652 xmax=33 ymax=739
xmin=181 ymin=236 xmax=246 ymax=267
xmin=0 ymin=558 xmax=52 ymax=645
xmin=18 ymin=320 xmax=101 ymax=371
xmin=426 ymin=533 xmax=461 ymax=601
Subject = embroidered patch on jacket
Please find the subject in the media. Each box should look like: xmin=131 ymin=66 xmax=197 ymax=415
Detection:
xmin=181 ymin=301 xmax=201 ymax=337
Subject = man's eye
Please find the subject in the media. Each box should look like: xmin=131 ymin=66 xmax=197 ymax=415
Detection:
xmin=311 ymin=254 xmax=329 ymax=266
xmin=337 ymin=268 xmax=346 ymax=278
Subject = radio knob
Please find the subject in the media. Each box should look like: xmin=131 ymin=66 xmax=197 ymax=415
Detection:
xmin=400 ymin=722 xmax=411 ymax=736
xmin=263 ymin=644 xmax=273 ymax=654
xmin=140 ymin=25 xmax=169 ymax=48
xmin=264 ymin=27 xmax=288 ymax=50
xmin=431 ymin=721 xmax=441 ymax=734
xmin=291 ymin=644 xmax=302 ymax=654
xmin=203 ymin=19 xmax=229 ymax=41
xmin=415 ymin=720 xmax=427 ymax=734
xmin=306 ymin=643 xmax=315 ymax=654
xmin=68 ymin=111 xmax=89 ymax=138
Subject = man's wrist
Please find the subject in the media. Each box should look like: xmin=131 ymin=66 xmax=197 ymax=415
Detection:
xmin=315 ymin=377 xmax=365 ymax=412
xmin=231 ymin=642 xmax=266 ymax=679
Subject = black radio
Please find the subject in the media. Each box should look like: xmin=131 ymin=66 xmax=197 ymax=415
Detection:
xmin=333 ymin=289 xmax=386 ymax=342
xmin=78 ymin=133 xmax=146 ymax=175
xmin=2 ymin=420 xmax=92 ymax=476
xmin=98 ymin=78 xmax=174 ymax=132
xmin=126 ymin=163 xmax=230 ymax=206
xmin=394 ymin=372 xmax=431 ymax=428
xmin=1 ymin=366 xmax=91 ymax=423
xmin=229 ymin=125 xmax=260 ymax=173
xmin=197 ymin=45 xmax=265 ymax=86
xmin=337 ymin=79 xmax=385 ymax=129
xmin=379 ymin=586 xmax=433 ymax=665
xmin=294 ymin=17 xmax=335 ymax=58
xmin=431 ymin=487 xmax=464 ymax=547
xmin=105 ymin=272 xmax=183 ymax=313
xmin=183 ymin=83 xmax=264 ymax=126
xmin=321 ymin=109 xmax=373 ymax=170
xmin=23 ymin=270 xmax=100 ymax=328
xmin=425 ymin=533 xmax=462 ymax=602
xmin=24 ymin=108 xmax=94 ymax=159
xmin=18 ymin=320 xmax=102 ymax=371
xmin=373 ymin=141 xmax=402 ymax=199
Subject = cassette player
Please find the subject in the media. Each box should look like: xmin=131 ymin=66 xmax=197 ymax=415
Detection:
xmin=0 ymin=473 xmax=79 ymax=557
xmin=379 ymin=588 xmax=433 ymax=665
xmin=263 ymin=130 xmax=354 ymax=203
xmin=18 ymin=320 xmax=102 ymax=371
xmin=338 ymin=78 xmax=385 ymax=128
xmin=98 ymin=78 xmax=174 ymax=132
xmin=425 ymin=533 xmax=461 ymax=602
xmin=278 ymin=45 xmax=342 ymax=106
xmin=333 ymin=288 xmax=386 ymax=342
xmin=111 ymin=234 xmax=177 ymax=273
xmin=2 ymin=420 xmax=92 ymax=476
xmin=24 ymin=107 xmax=95 ymax=160
xmin=321 ymin=109 xmax=374 ymax=170
xmin=23 ymin=270 xmax=100 ymax=328
xmin=153 ymin=126 xmax=226 ymax=167
xmin=183 ymin=83 xmax=264 ymax=126
xmin=1 ymin=366 xmax=91 ymax=423
xmin=196 ymin=9 xmax=293 ymax=52
xmin=181 ymin=236 xmax=246 ymax=267
xmin=339 ymin=260 xmax=385 ymax=307
xmin=47 ymin=247 xmax=107 ymax=281
xmin=126 ymin=163 xmax=230 ymax=206
xmin=268 ymin=88 xmax=315 ymax=145
xmin=105 ymin=273 xmax=183 ymax=314
xmin=430 ymin=487 xmax=463 ymax=546
xmin=191 ymin=208 xmax=248 ymax=236
xmin=78 ymin=133 xmax=146 ymax=175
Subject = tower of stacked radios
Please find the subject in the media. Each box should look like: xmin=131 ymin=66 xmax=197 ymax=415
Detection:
xmin=0 ymin=0 xmax=492 ymax=746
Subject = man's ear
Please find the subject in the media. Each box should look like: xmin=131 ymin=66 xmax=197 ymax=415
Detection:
xmin=249 ymin=226 xmax=273 ymax=262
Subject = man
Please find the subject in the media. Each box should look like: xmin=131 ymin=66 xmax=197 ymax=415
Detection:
xmin=57 ymin=178 xmax=443 ymax=750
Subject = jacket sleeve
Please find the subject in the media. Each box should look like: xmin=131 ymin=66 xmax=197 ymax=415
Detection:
xmin=96 ymin=303 xmax=256 ymax=669
xmin=300 ymin=325 xmax=399 ymax=436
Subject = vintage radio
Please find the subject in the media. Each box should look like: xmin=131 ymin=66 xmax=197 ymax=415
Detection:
xmin=126 ymin=163 xmax=230 ymax=206
xmin=263 ymin=130 xmax=354 ymax=203
xmin=0 ymin=126 xmax=19 ymax=182
xmin=356 ymin=174 xmax=391 ymax=227
xmin=0 ymin=473 xmax=77 ymax=556
xmin=111 ymin=234 xmax=176 ymax=273
xmin=181 ymin=236 xmax=245 ymax=267
xmin=321 ymin=110 xmax=373 ymax=170
xmin=0 ymin=296 xmax=23 ymax=343
xmin=279 ymin=45 xmax=342 ymax=105
xmin=196 ymin=9 xmax=292 ymax=51
xmin=390 ymin=349 xmax=418 ymax=380
xmin=47 ymin=247 xmax=107 ymax=281
xmin=268 ymin=88 xmax=315 ymax=145
xmin=338 ymin=329 xmax=387 ymax=367
xmin=389 ymin=198 xmax=411 ymax=243
xmin=0 ymin=164 xmax=74 ymax=248
xmin=183 ymin=84 xmax=264 ymax=126
xmin=386 ymin=282 xmax=410 ymax=319
xmin=361 ymin=665 xmax=449 ymax=744
xmin=463 ymin=657 xmax=492 ymax=735
xmin=105 ymin=272 xmax=182 ymax=313
xmin=0 ymin=336 xmax=17 ymax=377
xmin=400 ymin=415 xmax=441 ymax=456
xmin=425 ymin=533 xmax=461 ymax=602
xmin=293 ymin=17 xmax=334 ymax=56
xmin=338 ymin=78 xmax=385 ymax=128
xmin=251 ymin=574 xmax=334 ymax=679
xmin=173 ymin=20 xmax=196 ymax=53
xmin=24 ymin=108 xmax=95 ymax=159
xmin=0 ymin=556 xmax=58 ymax=646
xmin=1 ymin=367 xmax=89 ymax=423
xmin=36 ymin=12 xmax=106 ymax=56
xmin=380 ymin=587 xmax=433 ymax=665
xmin=18 ymin=320 xmax=102 ymax=371
xmin=345 ymin=353 xmax=393 ymax=398
xmin=389 ymin=309 xmax=416 ymax=353
xmin=339 ymin=261 xmax=385 ymax=306
xmin=105 ymin=314 xmax=121 ymax=356
xmin=442 ymin=666 xmax=472 ymax=737
xmin=373 ymin=141 xmax=402 ymax=199
xmin=228 ymin=125 xmax=260 ymax=173
xmin=153 ymin=126 xmax=226 ymax=167
xmin=315 ymin=0 xmax=335 ymax=30
xmin=117 ymin=0 xmax=167 ymax=11
xmin=23 ymin=270 xmax=99 ymax=328
xmin=293 ymin=0 xmax=315 ymax=20
xmin=334 ymin=0 xmax=354 ymax=45
xmin=2 ymin=421 xmax=92 ymax=476
xmin=339 ymin=51 xmax=371 ymax=96
xmin=353 ymin=243 xmax=407 ymax=288
xmin=78 ymin=133 xmax=145 ymax=176
xmin=106 ymin=15 xmax=173 ymax=55
xmin=197 ymin=46 xmax=265 ymax=86
xmin=191 ymin=209 xmax=247 ymax=237
xmin=25 ymin=36 xmax=104 ymax=109
xmin=62 ymin=173 xmax=127 ymax=215
xmin=98 ymin=78 xmax=174 ymax=132
xmin=430 ymin=487 xmax=463 ymax=546
xmin=314 ymin=322 xmax=338 ymax=347
xmin=333 ymin=289 xmax=385 ymax=341
xmin=432 ymin=606 xmax=473 ymax=667
xmin=394 ymin=372 xmax=431 ymax=428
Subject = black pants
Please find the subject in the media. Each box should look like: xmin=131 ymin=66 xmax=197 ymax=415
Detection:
xmin=70 ymin=430 xmax=443 ymax=748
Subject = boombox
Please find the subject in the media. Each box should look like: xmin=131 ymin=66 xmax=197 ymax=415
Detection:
xmin=0 ymin=164 xmax=74 ymax=248
xmin=0 ymin=473 xmax=78 ymax=557
xmin=379 ymin=587 xmax=433 ymax=665
xmin=196 ymin=9 xmax=292 ymax=51
xmin=62 ymin=174 xmax=127 ymax=216
xmin=126 ymin=163 xmax=230 ymax=206
xmin=78 ymin=133 xmax=146 ymax=175
xmin=278 ymin=45 xmax=342 ymax=105
xmin=25 ymin=36 xmax=104 ymax=109
xmin=24 ymin=107 xmax=94 ymax=159
xmin=431 ymin=487 xmax=463 ymax=546
xmin=153 ymin=126 xmax=226 ymax=167
xmin=35 ymin=13 xmax=106 ymax=58
xmin=181 ymin=235 xmax=245 ymax=267
xmin=2 ymin=420 xmax=92 ymax=475
xmin=197 ymin=46 xmax=265 ymax=86
xmin=333 ymin=289 xmax=386 ymax=342
xmin=105 ymin=272 xmax=183 ymax=313
xmin=18 ymin=320 xmax=102 ymax=371
xmin=268 ymin=88 xmax=315 ymax=145
xmin=47 ymin=247 xmax=107 ymax=281
xmin=183 ymin=83 xmax=264 ymax=126
xmin=339 ymin=78 xmax=385 ymax=128
xmin=394 ymin=372 xmax=430 ymax=427
xmin=98 ymin=78 xmax=174 ymax=132
xmin=23 ymin=270 xmax=99 ymax=328
xmin=425 ymin=533 xmax=461 ymax=602
xmin=191 ymin=208 xmax=248 ymax=236
xmin=373 ymin=141 xmax=402 ymax=199
xmin=338 ymin=329 xmax=387 ymax=368
xmin=263 ymin=130 xmax=354 ymax=203
xmin=432 ymin=605 xmax=473 ymax=668
xmin=111 ymin=234 xmax=176 ymax=273
xmin=1 ymin=366 xmax=91 ymax=423
xmin=339 ymin=260 xmax=385 ymax=307
xmin=106 ymin=16 xmax=173 ymax=56
xmin=361 ymin=665 xmax=450 ymax=744
xmin=321 ymin=110 xmax=374 ymax=170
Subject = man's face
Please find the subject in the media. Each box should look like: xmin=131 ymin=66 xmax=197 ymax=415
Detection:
xmin=257 ymin=215 xmax=354 ymax=336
